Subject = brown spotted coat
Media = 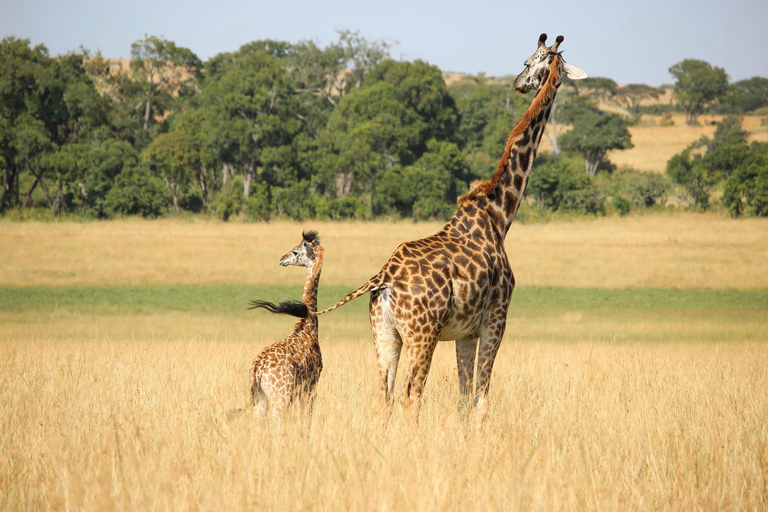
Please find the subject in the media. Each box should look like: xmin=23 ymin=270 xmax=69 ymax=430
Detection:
xmin=248 ymin=232 xmax=323 ymax=416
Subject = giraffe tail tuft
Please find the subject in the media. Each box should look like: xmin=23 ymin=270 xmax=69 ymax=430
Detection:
xmin=249 ymin=299 xmax=309 ymax=318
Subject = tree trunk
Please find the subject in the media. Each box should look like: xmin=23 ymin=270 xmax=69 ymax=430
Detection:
xmin=222 ymin=163 xmax=233 ymax=190
xmin=172 ymin=183 xmax=180 ymax=213
xmin=1 ymin=165 xmax=18 ymax=212
xmin=585 ymin=158 xmax=599 ymax=176
xmin=20 ymin=177 xmax=39 ymax=210
xmin=199 ymin=167 xmax=208 ymax=205
xmin=370 ymin=175 xmax=376 ymax=217
xmin=241 ymin=158 xmax=256 ymax=214
xmin=30 ymin=170 xmax=55 ymax=209
xmin=243 ymin=159 xmax=255 ymax=200
xmin=545 ymin=120 xmax=560 ymax=162
xmin=335 ymin=172 xmax=352 ymax=197
xmin=143 ymin=80 xmax=153 ymax=131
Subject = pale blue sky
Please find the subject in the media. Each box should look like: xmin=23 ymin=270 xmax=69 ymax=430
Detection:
xmin=1 ymin=0 xmax=766 ymax=85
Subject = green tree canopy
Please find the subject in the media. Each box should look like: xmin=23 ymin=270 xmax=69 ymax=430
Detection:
xmin=729 ymin=77 xmax=768 ymax=114
xmin=559 ymin=110 xmax=634 ymax=175
xmin=669 ymin=59 xmax=730 ymax=125
xmin=317 ymin=59 xmax=460 ymax=215
xmin=142 ymin=130 xmax=200 ymax=212
xmin=723 ymin=142 xmax=768 ymax=217
xmin=130 ymin=35 xmax=202 ymax=132
xmin=611 ymin=84 xmax=664 ymax=115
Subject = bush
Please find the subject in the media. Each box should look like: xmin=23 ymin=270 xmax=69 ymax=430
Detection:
xmin=179 ymin=187 xmax=204 ymax=213
xmin=271 ymin=180 xmax=314 ymax=220
xmin=527 ymin=158 xmax=605 ymax=215
xmin=613 ymin=195 xmax=632 ymax=216
xmin=103 ymin=166 xmax=169 ymax=218
xmin=247 ymin=182 xmax=271 ymax=221
xmin=666 ymin=150 xmax=712 ymax=210
xmin=624 ymin=172 xmax=669 ymax=207
xmin=215 ymin=191 xmax=241 ymax=221
xmin=314 ymin=196 xmax=367 ymax=220
xmin=722 ymin=142 xmax=768 ymax=217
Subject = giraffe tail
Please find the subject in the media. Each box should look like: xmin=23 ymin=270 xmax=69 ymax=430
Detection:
xmin=249 ymin=299 xmax=309 ymax=318
xmin=312 ymin=272 xmax=387 ymax=316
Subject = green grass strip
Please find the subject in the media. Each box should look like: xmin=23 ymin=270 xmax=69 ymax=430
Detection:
xmin=1 ymin=285 xmax=766 ymax=314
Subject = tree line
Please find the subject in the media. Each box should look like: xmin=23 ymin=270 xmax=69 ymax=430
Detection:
xmin=1 ymin=33 xmax=767 ymax=220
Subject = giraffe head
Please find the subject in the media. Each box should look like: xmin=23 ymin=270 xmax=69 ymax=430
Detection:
xmin=514 ymin=33 xmax=587 ymax=94
xmin=279 ymin=230 xmax=321 ymax=267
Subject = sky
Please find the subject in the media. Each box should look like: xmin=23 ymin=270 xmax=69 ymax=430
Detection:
xmin=2 ymin=0 xmax=767 ymax=86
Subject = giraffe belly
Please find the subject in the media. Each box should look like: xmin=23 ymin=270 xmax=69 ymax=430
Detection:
xmin=438 ymin=314 xmax=481 ymax=341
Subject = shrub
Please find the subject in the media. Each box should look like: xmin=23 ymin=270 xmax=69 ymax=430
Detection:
xmin=103 ymin=166 xmax=169 ymax=218
xmin=528 ymin=159 xmax=605 ymax=215
xmin=613 ymin=195 xmax=632 ymax=216
xmin=315 ymin=196 xmax=367 ymax=220
xmin=624 ymin=172 xmax=669 ymax=207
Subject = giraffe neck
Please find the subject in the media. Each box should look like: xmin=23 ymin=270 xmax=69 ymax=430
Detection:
xmin=301 ymin=246 xmax=324 ymax=326
xmin=463 ymin=56 xmax=562 ymax=238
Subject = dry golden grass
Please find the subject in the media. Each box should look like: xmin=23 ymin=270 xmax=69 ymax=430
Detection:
xmin=2 ymin=214 xmax=767 ymax=289
xmin=538 ymin=114 xmax=768 ymax=173
xmin=2 ymin=217 xmax=767 ymax=511
xmin=3 ymin=335 xmax=767 ymax=511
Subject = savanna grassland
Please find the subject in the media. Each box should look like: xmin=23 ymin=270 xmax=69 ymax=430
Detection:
xmin=2 ymin=215 xmax=768 ymax=511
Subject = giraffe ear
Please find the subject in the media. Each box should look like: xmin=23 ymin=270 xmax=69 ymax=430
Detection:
xmin=564 ymin=63 xmax=587 ymax=80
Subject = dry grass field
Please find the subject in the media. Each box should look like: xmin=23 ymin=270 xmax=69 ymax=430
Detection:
xmin=538 ymin=114 xmax=768 ymax=173
xmin=2 ymin=215 xmax=768 ymax=511
xmin=2 ymin=213 xmax=767 ymax=289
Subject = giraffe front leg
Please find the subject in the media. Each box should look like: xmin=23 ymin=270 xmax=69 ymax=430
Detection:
xmin=455 ymin=337 xmax=478 ymax=397
xmin=473 ymin=316 xmax=507 ymax=417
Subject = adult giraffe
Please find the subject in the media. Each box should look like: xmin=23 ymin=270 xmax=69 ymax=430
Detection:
xmin=319 ymin=34 xmax=586 ymax=415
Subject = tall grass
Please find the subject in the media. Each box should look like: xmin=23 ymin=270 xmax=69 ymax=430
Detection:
xmin=2 ymin=216 xmax=767 ymax=510
xmin=2 ymin=337 xmax=766 ymax=511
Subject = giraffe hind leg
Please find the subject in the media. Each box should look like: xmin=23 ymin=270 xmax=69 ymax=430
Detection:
xmin=370 ymin=290 xmax=403 ymax=405
xmin=400 ymin=335 xmax=439 ymax=419
xmin=455 ymin=337 xmax=478 ymax=397
xmin=251 ymin=379 xmax=269 ymax=417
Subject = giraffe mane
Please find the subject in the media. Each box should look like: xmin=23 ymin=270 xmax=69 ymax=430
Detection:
xmin=302 ymin=230 xmax=320 ymax=245
xmin=459 ymin=55 xmax=562 ymax=205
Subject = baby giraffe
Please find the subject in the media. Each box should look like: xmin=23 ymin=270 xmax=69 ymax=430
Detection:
xmin=247 ymin=230 xmax=324 ymax=417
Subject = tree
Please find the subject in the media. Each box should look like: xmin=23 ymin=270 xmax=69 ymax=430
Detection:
xmin=666 ymin=139 xmax=712 ymax=210
xmin=375 ymin=139 xmax=469 ymax=219
xmin=365 ymin=59 xmax=459 ymax=151
xmin=104 ymin=164 xmax=169 ymax=217
xmin=130 ymin=35 xmax=202 ymax=132
xmin=699 ymin=116 xmax=750 ymax=178
xmin=611 ymin=84 xmax=663 ymax=115
xmin=201 ymin=48 xmax=301 ymax=213
xmin=574 ymin=77 xmax=617 ymax=101
xmin=559 ymin=110 xmax=633 ymax=175
xmin=337 ymin=29 xmax=392 ymax=92
xmin=729 ymin=77 xmax=768 ymax=114
xmin=722 ymin=142 xmax=768 ymax=217
xmin=0 ymin=37 xmax=50 ymax=211
xmin=318 ymin=81 xmax=415 ymax=210
xmin=316 ymin=59 xmax=460 ymax=214
xmin=669 ymin=59 xmax=729 ymax=125
xmin=142 ymin=131 xmax=200 ymax=212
